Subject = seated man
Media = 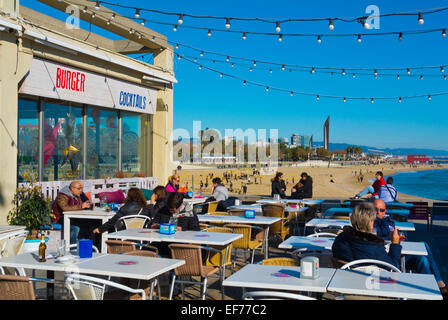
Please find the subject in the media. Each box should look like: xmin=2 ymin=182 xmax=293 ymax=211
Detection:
xmin=373 ymin=199 xmax=447 ymax=298
xmin=332 ymin=202 xmax=402 ymax=269
xmin=378 ymin=177 xmax=398 ymax=204
xmin=52 ymin=181 xmax=90 ymax=245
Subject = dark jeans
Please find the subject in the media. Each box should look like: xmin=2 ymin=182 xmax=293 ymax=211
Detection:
xmin=405 ymin=242 xmax=443 ymax=282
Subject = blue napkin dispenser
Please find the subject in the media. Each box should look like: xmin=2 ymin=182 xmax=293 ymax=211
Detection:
xmin=78 ymin=239 xmax=93 ymax=258
xmin=110 ymin=203 xmax=119 ymax=212
xmin=244 ymin=210 xmax=255 ymax=219
xmin=160 ymin=223 xmax=175 ymax=235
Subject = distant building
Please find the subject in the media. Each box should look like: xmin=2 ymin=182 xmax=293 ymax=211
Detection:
xmin=323 ymin=116 xmax=330 ymax=150
xmin=291 ymin=134 xmax=312 ymax=147
xmin=407 ymin=155 xmax=432 ymax=164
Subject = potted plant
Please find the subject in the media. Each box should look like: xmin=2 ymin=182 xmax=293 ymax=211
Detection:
xmin=7 ymin=177 xmax=54 ymax=252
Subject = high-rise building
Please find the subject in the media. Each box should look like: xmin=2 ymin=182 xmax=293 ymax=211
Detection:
xmin=291 ymin=134 xmax=302 ymax=146
xmin=323 ymin=116 xmax=330 ymax=150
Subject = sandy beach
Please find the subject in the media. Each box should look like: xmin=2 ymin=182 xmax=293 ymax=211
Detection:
xmin=172 ymin=163 xmax=448 ymax=203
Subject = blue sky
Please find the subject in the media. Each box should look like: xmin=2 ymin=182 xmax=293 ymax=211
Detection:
xmin=21 ymin=0 xmax=448 ymax=150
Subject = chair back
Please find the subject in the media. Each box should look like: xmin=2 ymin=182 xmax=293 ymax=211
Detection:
xmin=262 ymin=204 xmax=289 ymax=239
xmin=406 ymin=201 xmax=429 ymax=219
xmin=313 ymin=226 xmax=344 ymax=235
xmin=0 ymin=231 xmax=28 ymax=258
xmin=330 ymin=215 xmax=350 ymax=221
xmin=118 ymin=215 xmax=151 ymax=231
xmin=307 ymin=232 xmax=337 ymax=238
xmin=224 ymin=224 xmax=251 ymax=250
xmin=341 ymin=259 xmax=402 ymax=273
xmin=207 ymin=201 xmax=219 ymax=213
xmin=66 ymin=277 xmax=105 ymax=300
xmin=297 ymin=252 xmax=334 ymax=268
xmin=202 ymin=227 xmax=234 ymax=267
xmin=260 ymin=257 xmax=299 ymax=267
xmin=349 ymin=199 xmax=368 ymax=208
xmin=319 ymin=200 xmax=341 ymax=215
xmin=229 ymin=209 xmax=245 ymax=216
xmin=208 ymin=212 xmax=230 ymax=216
xmin=0 ymin=275 xmax=35 ymax=300
xmin=169 ymin=244 xmax=204 ymax=277
xmin=105 ymin=240 xmax=136 ymax=254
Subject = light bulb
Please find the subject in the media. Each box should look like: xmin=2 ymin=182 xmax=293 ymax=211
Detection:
xmin=420 ymin=75 xmax=423 ymax=80
xmin=253 ymin=61 xmax=257 ymax=67
xmin=343 ymin=97 xmax=346 ymax=103
xmin=316 ymin=95 xmax=320 ymax=101
xmin=243 ymin=80 xmax=247 ymax=86
xmin=175 ymin=43 xmax=179 ymax=49
xmin=418 ymin=13 xmax=424 ymax=25
xmin=137 ymin=34 xmax=142 ymax=39
xmin=317 ymin=35 xmax=322 ymax=43
xmin=397 ymin=74 xmax=400 ymax=80
xmin=199 ymin=65 xmax=202 ymax=70
xmin=242 ymin=32 xmax=247 ymax=40
xmin=328 ymin=19 xmax=334 ymax=31
xmin=173 ymin=25 xmax=177 ymax=32
xmin=231 ymin=63 xmax=234 ymax=68
xmin=82 ymin=6 xmax=87 ymax=13
xmin=178 ymin=14 xmax=184 ymax=25
xmin=111 ymin=13 xmax=115 ymax=20
xmin=220 ymin=73 xmax=223 ymax=78
xmin=398 ymin=33 xmax=403 ymax=41
xmin=290 ymin=91 xmax=293 ymax=97
xmin=134 ymin=9 xmax=140 ymax=19
xmin=362 ymin=19 xmax=370 ymax=29
xmin=200 ymin=51 xmax=204 ymax=57
xmin=353 ymin=74 xmax=356 ymax=78
xmin=177 ymin=55 xmax=181 ymax=60
xmin=441 ymin=66 xmax=445 ymax=73
xmin=194 ymin=58 xmax=197 ymax=62
xmin=278 ymin=34 xmax=283 ymax=42
xmin=311 ymin=67 xmax=315 ymax=74
xmin=129 ymin=28 xmax=134 ymax=34
xmin=225 ymin=18 xmax=230 ymax=29
xmin=94 ymin=1 xmax=100 ymax=10
xmin=91 ymin=12 xmax=96 ymax=19
xmin=207 ymin=29 xmax=212 ymax=37
xmin=399 ymin=97 xmax=402 ymax=103
xmin=357 ymin=35 xmax=362 ymax=43
xmin=407 ymin=68 xmax=411 ymax=75
xmin=269 ymin=69 xmax=273 ymax=74
xmin=250 ymin=68 xmax=253 ymax=72
xmin=371 ymin=98 xmax=374 ymax=104
xmin=226 ymin=56 xmax=230 ymax=62
xmin=282 ymin=65 xmax=285 ymax=71
xmin=342 ymin=69 xmax=346 ymax=76
xmin=107 ymin=19 xmax=111 ymax=25
xmin=266 ymin=87 xmax=269 ymax=92
xmin=443 ymin=29 xmax=447 ymax=37
xmin=428 ymin=95 xmax=431 ymax=101
xmin=275 ymin=22 xmax=281 ymax=33
xmin=374 ymin=69 xmax=378 ymax=76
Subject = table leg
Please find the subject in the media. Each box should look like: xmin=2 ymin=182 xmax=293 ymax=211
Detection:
xmin=401 ymin=256 xmax=406 ymax=272
xmin=64 ymin=215 xmax=70 ymax=251
xmin=264 ymin=226 xmax=270 ymax=259
xmin=47 ymin=270 xmax=54 ymax=300
xmin=101 ymin=217 xmax=108 ymax=254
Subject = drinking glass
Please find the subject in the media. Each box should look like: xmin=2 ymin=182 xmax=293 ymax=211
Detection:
xmin=58 ymin=239 xmax=66 ymax=257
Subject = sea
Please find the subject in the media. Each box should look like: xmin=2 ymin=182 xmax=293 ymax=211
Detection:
xmin=390 ymin=169 xmax=448 ymax=201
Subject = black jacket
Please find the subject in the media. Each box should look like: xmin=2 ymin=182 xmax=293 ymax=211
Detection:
xmin=291 ymin=178 xmax=313 ymax=199
xmin=98 ymin=201 xmax=151 ymax=233
xmin=147 ymin=200 xmax=167 ymax=219
xmin=332 ymin=226 xmax=402 ymax=268
xmin=271 ymin=180 xmax=286 ymax=198
xmin=151 ymin=204 xmax=200 ymax=231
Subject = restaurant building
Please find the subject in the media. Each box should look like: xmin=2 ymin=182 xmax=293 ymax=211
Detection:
xmin=0 ymin=0 xmax=176 ymax=223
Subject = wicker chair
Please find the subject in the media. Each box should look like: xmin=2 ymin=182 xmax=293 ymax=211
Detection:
xmin=207 ymin=201 xmax=219 ymax=213
xmin=260 ymin=257 xmax=300 ymax=267
xmin=224 ymin=224 xmax=263 ymax=265
xmin=105 ymin=239 xmax=158 ymax=255
xmin=123 ymin=250 xmax=160 ymax=300
xmin=168 ymin=244 xmax=222 ymax=300
xmin=261 ymin=203 xmax=290 ymax=240
xmin=201 ymin=227 xmax=235 ymax=276
xmin=208 ymin=212 xmax=230 ymax=216
xmin=0 ymin=275 xmax=35 ymax=300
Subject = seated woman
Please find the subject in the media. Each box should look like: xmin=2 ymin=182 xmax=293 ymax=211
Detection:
xmin=165 ymin=175 xmax=180 ymax=193
xmin=151 ymin=192 xmax=200 ymax=232
xmin=291 ymin=172 xmax=313 ymax=199
xmin=271 ymin=172 xmax=286 ymax=199
xmin=332 ymin=202 xmax=402 ymax=269
xmin=93 ymin=188 xmax=150 ymax=234
xmin=147 ymin=186 xmax=168 ymax=219
xmin=353 ymin=171 xmax=386 ymax=200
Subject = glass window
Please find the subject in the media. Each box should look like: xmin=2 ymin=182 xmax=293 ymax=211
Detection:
xmin=42 ymin=102 xmax=83 ymax=181
xmin=17 ymin=99 xmax=39 ymax=182
xmin=86 ymin=108 xmax=118 ymax=179
xmin=121 ymin=113 xmax=149 ymax=177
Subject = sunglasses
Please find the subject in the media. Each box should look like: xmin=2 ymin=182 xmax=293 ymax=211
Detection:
xmin=375 ymin=208 xmax=386 ymax=213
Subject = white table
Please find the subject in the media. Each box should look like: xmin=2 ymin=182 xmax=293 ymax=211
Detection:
xmin=63 ymin=209 xmax=115 ymax=253
xmin=327 ymin=269 xmax=442 ymax=300
xmin=223 ymin=264 xmax=336 ymax=295
xmin=0 ymin=225 xmax=27 ymax=235
xmin=0 ymin=251 xmax=185 ymax=299
xmin=228 ymin=204 xmax=308 ymax=214
xmin=278 ymin=236 xmax=335 ymax=251
xmin=324 ymin=208 xmax=410 ymax=220
xmin=305 ymin=219 xmax=415 ymax=232
xmin=256 ymin=199 xmax=324 ymax=205
xmin=198 ymin=215 xmax=281 ymax=259
xmin=184 ymin=197 xmax=207 ymax=205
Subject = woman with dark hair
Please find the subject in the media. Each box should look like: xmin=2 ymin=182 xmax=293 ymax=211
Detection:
xmin=93 ymin=188 xmax=151 ymax=234
xmin=271 ymin=172 xmax=286 ymax=199
xmin=353 ymin=171 xmax=386 ymax=199
xmin=211 ymin=177 xmax=229 ymax=202
xmin=291 ymin=172 xmax=313 ymax=199
xmin=147 ymin=185 xmax=168 ymax=219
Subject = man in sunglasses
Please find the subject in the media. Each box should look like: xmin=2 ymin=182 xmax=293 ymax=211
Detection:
xmin=373 ymin=199 xmax=448 ymax=298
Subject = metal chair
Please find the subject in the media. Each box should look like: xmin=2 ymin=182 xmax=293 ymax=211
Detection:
xmin=259 ymin=257 xmax=300 ymax=267
xmin=307 ymin=232 xmax=337 ymax=238
xmin=0 ymin=230 xmax=28 ymax=258
xmin=201 ymin=227 xmax=235 ymax=277
xmin=261 ymin=203 xmax=289 ymax=240
xmin=406 ymin=201 xmax=430 ymax=231
xmin=115 ymin=215 xmax=152 ymax=231
xmin=0 ymin=274 xmax=56 ymax=300
xmin=68 ymin=243 xmax=99 ymax=253
xmin=168 ymin=244 xmax=222 ymax=300
xmin=312 ymin=226 xmax=344 ymax=235
xmin=224 ymin=224 xmax=263 ymax=265
xmin=341 ymin=259 xmax=402 ymax=273
xmin=105 ymin=239 xmax=158 ymax=255
xmin=65 ymin=273 xmax=146 ymax=300
xmin=243 ymin=291 xmax=316 ymax=300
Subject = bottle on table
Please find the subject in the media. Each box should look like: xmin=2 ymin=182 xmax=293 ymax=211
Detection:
xmin=38 ymin=235 xmax=47 ymax=262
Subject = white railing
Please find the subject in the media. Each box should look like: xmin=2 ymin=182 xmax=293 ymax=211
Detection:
xmin=18 ymin=177 xmax=158 ymax=205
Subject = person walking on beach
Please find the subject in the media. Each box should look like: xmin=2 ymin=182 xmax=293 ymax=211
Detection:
xmin=353 ymin=171 xmax=385 ymax=199
xmin=242 ymin=183 xmax=247 ymax=195
xmin=359 ymin=174 xmax=364 ymax=183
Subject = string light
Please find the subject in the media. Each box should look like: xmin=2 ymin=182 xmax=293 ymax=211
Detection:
xmin=91 ymin=12 xmax=96 ymax=19
xmin=317 ymin=35 xmax=322 ymax=43
xmin=342 ymin=69 xmax=346 ymax=76
xmin=129 ymin=28 xmax=134 ymax=34
xmin=207 ymin=29 xmax=212 ymax=37
xmin=343 ymin=97 xmax=346 ymax=103
xmin=407 ymin=68 xmax=411 ymax=75
xmin=352 ymin=74 xmax=356 ymax=78
xmin=253 ymin=61 xmax=257 ymax=67
xmin=242 ymin=32 xmax=247 ymax=40
xmin=226 ymin=56 xmax=230 ymax=62
xmin=178 ymin=14 xmax=184 ymax=25
xmin=316 ymin=95 xmax=320 ymax=101
xmin=374 ymin=69 xmax=378 ymax=77
xmin=428 ymin=94 xmax=432 ymax=100
xmin=199 ymin=65 xmax=202 ymax=70
xmin=94 ymin=1 xmax=100 ymax=10
xmin=177 ymin=55 xmax=181 ymax=60
xmin=420 ymin=75 xmax=423 ymax=80
xmin=175 ymin=43 xmax=179 ymax=49
xmin=399 ymin=97 xmax=402 ymax=103
xmin=200 ymin=51 xmax=204 ymax=57
xmin=371 ymin=98 xmax=374 ymax=104
xmin=290 ymin=91 xmax=294 ymax=96
xmin=444 ymin=75 xmax=447 ymax=80
xmin=397 ymin=74 xmax=400 ymax=80
xmin=232 ymin=63 xmax=235 ymax=68
xmin=220 ymin=73 xmax=223 ymax=77
xmin=399 ymin=32 xmax=403 ymax=41
xmin=418 ymin=13 xmax=424 ymax=25
xmin=225 ymin=18 xmax=231 ymax=29
xmin=111 ymin=13 xmax=115 ymax=20
xmin=357 ymin=34 xmax=362 ymax=43
xmin=173 ymin=25 xmax=177 ymax=32
xmin=134 ymin=8 xmax=140 ymax=19
xmin=243 ymin=80 xmax=246 ymax=86
xmin=82 ymin=6 xmax=87 ymax=13
xmin=107 ymin=19 xmax=111 ymax=25
xmin=275 ymin=22 xmax=281 ymax=33
xmin=328 ymin=19 xmax=334 ymax=31
xmin=140 ymin=20 xmax=145 ymax=26
xmin=249 ymin=68 xmax=253 ymax=72
xmin=360 ymin=18 xmax=370 ymax=29
xmin=270 ymin=69 xmax=273 ymax=74
xmin=441 ymin=66 xmax=445 ymax=73
xmin=443 ymin=29 xmax=447 ymax=37
xmin=266 ymin=87 xmax=269 ymax=92
xmin=278 ymin=34 xmax=283 ymax=42
xmin=311 ymin=67 xmax=315 ymax=74
xmin=282 ymin=65 xmax=285 ymax=71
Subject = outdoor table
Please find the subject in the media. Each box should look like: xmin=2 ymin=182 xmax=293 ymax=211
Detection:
xmin=183 ymin=197 xmax=207 ymax=206
xmin=0 ymin=251 xmax=184 ymax=300
xmin=324 ymin=207 xmax=410 ymax=220
xmin=256 ymin=199 xmax=324 ymax=205
xmin=0 ymin=225 xmax=27 ymax=235
xmin=198 ymin=214 xmax=281 ymax=259
xmin=228 ymin=204 xmax=308 ymax=214
xmin=63 ymin=209 xmax=115 ymax=253
xmin=342 ymin=201 xmax=414 ymax=209
xmin=305 ymin=218 xmax=415 ymax=232
xmin=223 ymin=264 xmax=336 ymax=296
xmin=327 ymin=269 xmax=442 ymax=300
